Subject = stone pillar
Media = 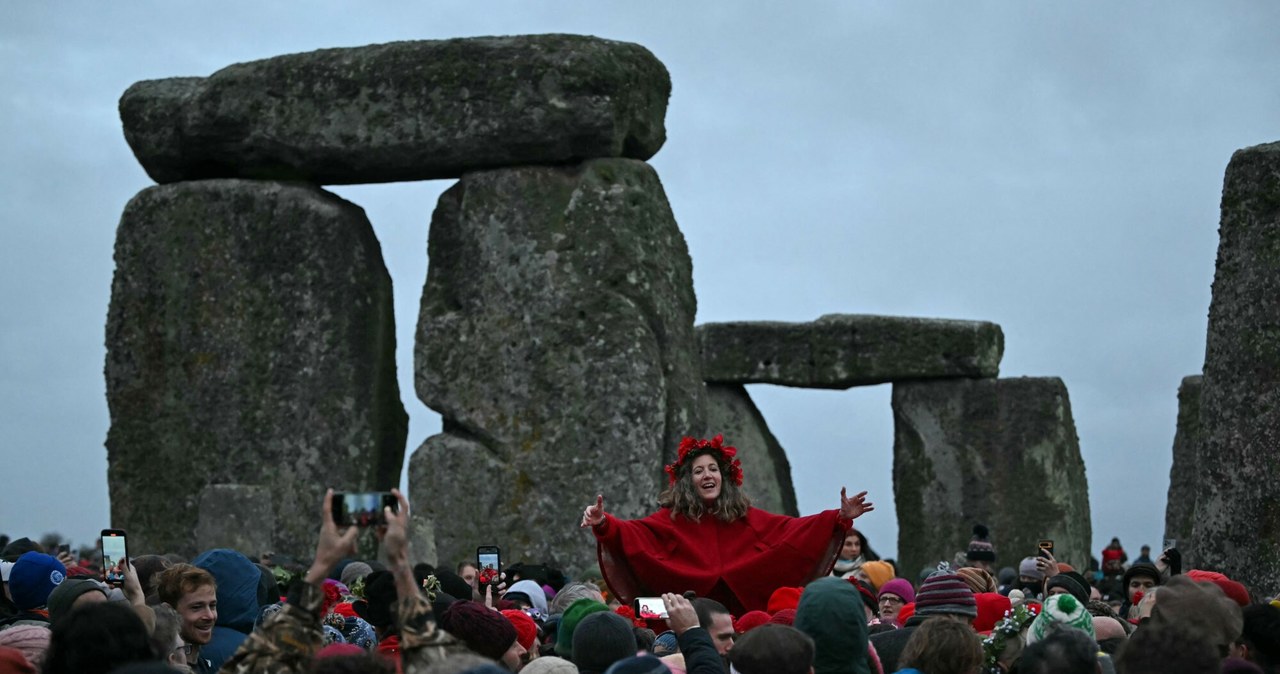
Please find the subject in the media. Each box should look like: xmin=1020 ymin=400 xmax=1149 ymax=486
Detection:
xmin=1193 ymin=141 xmax=1280 ymax=593
xmin=704 ymin=384 xmax=798 ymax=516
xmin=1163 ymin=376 xmax=1202 ymax=549
xmin=892 ymin=377 xmax=1091 ymax=577
xmin=410 ymin=159 xmax=704 ymax=572
xmin=106 ymin=180 xmax=407 ymax=557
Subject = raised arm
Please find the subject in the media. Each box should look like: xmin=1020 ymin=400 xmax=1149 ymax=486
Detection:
xmin=839 ymin=488 xmax=875 ymax=520
xmin=580 ymin=494 xmax=606 ymax=528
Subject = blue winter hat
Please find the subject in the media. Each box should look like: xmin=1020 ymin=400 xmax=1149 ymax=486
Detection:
xmin=9 ymin=551 xmax=66 ymax=610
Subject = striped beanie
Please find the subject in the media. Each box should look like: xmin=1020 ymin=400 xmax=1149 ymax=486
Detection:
xmin=955 ymin=567 xmax=997 ymax=594
xmin=914 ymin=570 xmax=977 ymax=618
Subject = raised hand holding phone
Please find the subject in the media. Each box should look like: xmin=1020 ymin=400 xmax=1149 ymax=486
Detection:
xmin=100 ymin=529 xmax=128 ymax=586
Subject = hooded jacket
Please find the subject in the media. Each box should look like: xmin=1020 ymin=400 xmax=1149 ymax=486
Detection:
xmin=194 ymin=549 xmax=265 ymax=671
xmin=794 ymin=577 xmax=870 ymax=674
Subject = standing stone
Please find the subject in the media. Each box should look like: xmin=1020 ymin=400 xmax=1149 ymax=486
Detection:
xmin=195 ymin=485 xmax=275 ymax=557
xmin=704 ymin=384 xmax=798 ymax=516
xmin=106 ymin=180 xmax=407 ymax=558
xmin=120 ymin=34 xmax=670 ymax=185
xmin=892 ymin=377 xmax=1091 ymax=576
xmin=411 ymin=159 xmax=703 ymax=571
xmin=1193 ymin=141 xmax=1280 ymax=593
xmin=697 ymin=315 xmax=1003 ymax=388
xmin=1163 ymin=376 xmax=1202 ymax=549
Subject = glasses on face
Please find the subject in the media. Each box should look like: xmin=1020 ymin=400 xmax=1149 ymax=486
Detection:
xmin=879 ymin=596 xmax=904 ymax=606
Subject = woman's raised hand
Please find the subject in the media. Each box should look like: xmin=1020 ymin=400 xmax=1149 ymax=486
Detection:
xmin=580 ymin=494 xmax=606 ymax=528
xmin=839 ymin=488 xmax=874 ymax=520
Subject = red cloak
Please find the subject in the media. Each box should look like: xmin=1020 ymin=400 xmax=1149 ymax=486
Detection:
xmin=594 ymin=506 xmax=851 ymax=616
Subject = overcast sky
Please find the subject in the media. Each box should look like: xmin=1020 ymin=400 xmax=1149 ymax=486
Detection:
xmin=3 ymin=2 xmax=1278 ymax=566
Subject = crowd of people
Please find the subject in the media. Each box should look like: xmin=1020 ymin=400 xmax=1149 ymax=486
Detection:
xmin=0 ymin=434 xmax=1277 ymax=674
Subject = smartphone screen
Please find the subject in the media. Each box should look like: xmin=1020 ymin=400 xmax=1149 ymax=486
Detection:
xmin=331 ymin=492 xmax=397 ymax=527
xmin=101 ymin=530 xmax=128 ymax=585
xmin=634 ymin=596 xmax=668 ymax=619
xmin=477 ymin=546 xmax=501 ymax=585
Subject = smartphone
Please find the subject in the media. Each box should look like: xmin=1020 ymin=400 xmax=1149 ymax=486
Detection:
xmin=101 ymin=530 xmax=128 ymax=586
xmin=1037 ymin=539 xmax=1054 ymax=559
xmin=57 ymin=543 xmax=70 ymax=556
xmin=476 ymin=546 xmax=501 ymax=586
xmin=331 ymin=492 xmax=397 ymax=527
xmin=634 ymin=596 xmax=668 ymax=620
xmin=1163 ymin=538 xmax=1177 ymax=551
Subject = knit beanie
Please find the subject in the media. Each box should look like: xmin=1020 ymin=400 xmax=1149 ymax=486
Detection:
xmin=501 ymin=609 xmax=539 ymax=650
xmin=436 ymin=569 xmax=475 ymax=602
xmin=973 ymin=592 xmax=1012 ymax=633
xmin=555 ymin=599 xmax=610 ymax=661
xmin=850 ymin=579 xmax=879 ymax=616
xmin=46 ymin=577 xmax=107 ymax=622
xmin=604 ymin=654 xmax=671 ymax=674
xmin=353 ymin=570 xmax=397 ymax=628
xmin=966 ymin=525 xmax=996 ymax=563
xmin=441 ymin=601 xmax=519 ymax=660
xmin=769 ymin=608 xmax=796 ymax=625
xmin=767 ymin=586 xmax=803 ymax=614
xmin=0 ymin=625 xmax=50 ymax=669
xmin=1019 ymin=557 xmax=1044 ymax=582
xmin=522 ymin=656 xmax=579 ymax=674
xmin=1029 ymin=593 xmax=1094 ymax=644
xmin=860 ymin=561 xmax=895 ymax=590
xmin=571 ymin=611 xmax=637 ymax=674
xmin=914 ymin=570 xmax=977 ymax=618
xmin=1150 ymin=574 xmax=1244 ymax=653
xmin=653 ymin=630 xmax=679 ymax=655
xmin=1122 ymin=563 xmax=1161 ymax=591
xmin=339 ymin=561 xmax=372 ymax=590
xmin=1186 ymin=569 xmax=1251 ymax=607
xmin=956 ymin=567 xmax=997 ymax=594
xmin=878 ymin=578 xmax=915 ymax=605
xmin=9 ymin=552 xmax=66 ymax=610
xmin=734 ymin=610 xmax=771 ymax=634
xmin=1045 ymin=573 xmax=1090 ymax=604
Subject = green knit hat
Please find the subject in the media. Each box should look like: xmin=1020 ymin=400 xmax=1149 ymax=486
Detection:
xmin=554 ymin=598 xmax=609 ymax=660
xmin=1029 ymin=593 xmax=1095 ymax=644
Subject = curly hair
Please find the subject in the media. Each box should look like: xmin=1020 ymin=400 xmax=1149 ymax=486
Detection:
xmin=658 ymin=450 xmax=751 ymax=522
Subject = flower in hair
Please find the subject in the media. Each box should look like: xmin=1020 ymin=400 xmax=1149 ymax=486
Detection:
xmin=664 ymin=434 xmax=744 ymax=486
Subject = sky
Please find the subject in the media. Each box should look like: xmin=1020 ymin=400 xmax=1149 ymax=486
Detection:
xmin=3 ymin=2 xmax=1278 ymax=565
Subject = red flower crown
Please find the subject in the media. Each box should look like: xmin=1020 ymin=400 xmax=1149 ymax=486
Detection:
xmin=664 ymin=434 xmax=744 ymax=487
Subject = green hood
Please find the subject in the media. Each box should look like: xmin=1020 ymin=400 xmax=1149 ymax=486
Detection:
xmin=794 ymin=577 xmax=870 ymax=674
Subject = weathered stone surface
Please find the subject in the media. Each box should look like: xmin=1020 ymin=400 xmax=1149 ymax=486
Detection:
xmin=196 ymin=485 xmax=275 ymax=557
xmin=704 ymin=384 xmax=798 ymax=516
xmin=411 ymin=159 xmax=703 ymax=571
xmin=120 ymin=34 xmax=670 ymax=185
xmin=892 ymin=377 xmax=1091 ymax=577
xmin=1164 ymin=376 xmax=1202 ymax=549
xmin=697 ymin=315 xmax=1003 ymax=388
xmin=106 ymin=180 xmax=407 ymax=558
xmin=1193 ymin=142 xmax=1280 ymax=593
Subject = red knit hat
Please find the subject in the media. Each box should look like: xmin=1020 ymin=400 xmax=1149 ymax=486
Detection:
xmin=767 ymin=586 xmax=803 ymax=614
xmin=973 ymin=592 xmax=1013 ymax=633
xmin=501 ymin=609 xmax=539 ymax=650
xmin=895 ymin=602 xmax=916 ymax=626
xmin=735 ymin=610 xmax=771 ymax=634
xmin=1187 ymin=570 xmax=1251 ymax=607
xmin=769 ymin=608 xmax=796 ymax=626
xmin=441 ymin=601 xmax=518 ymax=660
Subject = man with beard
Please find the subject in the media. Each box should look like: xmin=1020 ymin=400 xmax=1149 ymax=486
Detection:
xmin=156 ymin=563 xmax=218 ymax=674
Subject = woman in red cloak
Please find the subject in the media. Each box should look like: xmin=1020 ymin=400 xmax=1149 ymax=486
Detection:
xmin=580 ymin=434 xmax=874 ymax=615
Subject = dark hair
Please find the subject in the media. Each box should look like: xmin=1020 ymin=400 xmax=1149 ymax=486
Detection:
xmin=1020 ymin=624 xmax=1100 ymax=674
xmin=1241 ymin=604 xmax=1280 ymax=671
xmin=852 ymin=529 xmax=880 ymax=562
xmin=898 ymin=618 xmax=982 ymax=674
xmin=633 ymin=626 xmax=656 ymax=652
xmin=729 ymin=624 xmax=815 ymax=674
xmin=657 ymin=450 xmax=750 ymax=522
xmin=692 ymin=597 xmax=731 ymax=630
xmin=42 ymin=601 xmax=153 ymax=674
